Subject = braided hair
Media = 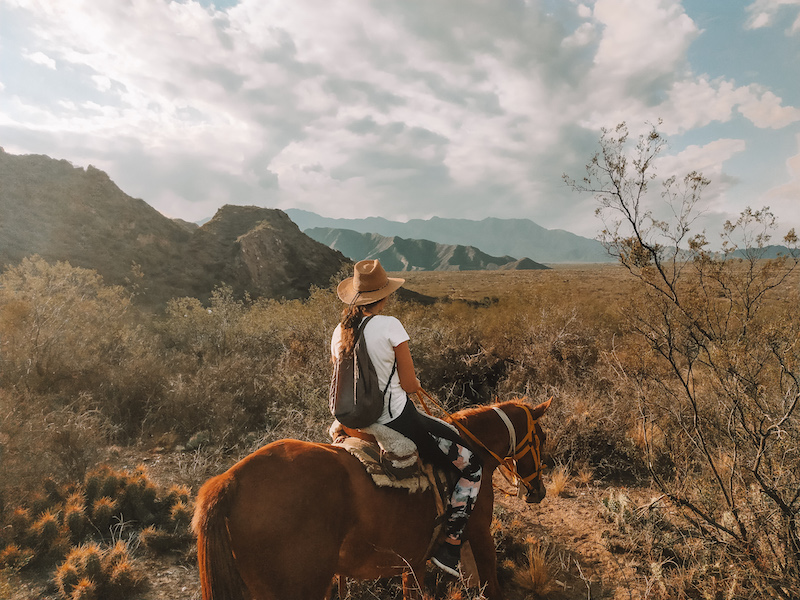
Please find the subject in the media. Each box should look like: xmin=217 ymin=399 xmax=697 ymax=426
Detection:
xmin=338 ymin=299 xmax=383 ymax=355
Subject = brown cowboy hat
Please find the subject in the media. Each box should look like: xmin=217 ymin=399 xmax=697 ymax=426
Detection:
xmin=337 ymin=259 xmax=405 ymax=305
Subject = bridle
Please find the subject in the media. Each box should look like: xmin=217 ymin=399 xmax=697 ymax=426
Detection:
xmin=491 ymin=404 xmax=543 ymax=493
xmin=414 ymin=390 xmax=545 ymax=493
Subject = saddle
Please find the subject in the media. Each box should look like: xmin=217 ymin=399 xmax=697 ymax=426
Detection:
xmin=329 ymin=420 xmax=456 ymax=518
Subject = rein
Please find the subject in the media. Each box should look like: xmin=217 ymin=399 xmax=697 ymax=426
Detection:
xmin=413 ymin=389 xmax=544 ymax=493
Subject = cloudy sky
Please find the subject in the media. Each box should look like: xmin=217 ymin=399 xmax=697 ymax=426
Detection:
xmin=1 ymin=0 xmax=799 ymax=242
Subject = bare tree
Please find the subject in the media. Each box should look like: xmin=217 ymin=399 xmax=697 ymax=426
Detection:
xmin=566 ymin=122 xmax=800 ymax=598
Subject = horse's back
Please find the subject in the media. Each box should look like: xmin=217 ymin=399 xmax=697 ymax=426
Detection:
xmin=204 ymin=439 xmax=352 ymax=598
xmin=226 ymin=438 xmax=355 ymax=546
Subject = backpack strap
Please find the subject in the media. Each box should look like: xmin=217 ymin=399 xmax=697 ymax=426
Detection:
xmin=357 ymin=314 xmax=375 ymax=336
xmin=384 ymin=360 xmax=397 ymax=396
xmin=385 ymin=359 xmax=398 ymax=418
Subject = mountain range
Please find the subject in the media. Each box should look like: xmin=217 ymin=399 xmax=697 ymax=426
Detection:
xmin=0 ymin=149 xmax=348 ymax=307
xmin=305 ymin=228 xmax=549 ymax=271
xmin=285 ymin=209 xmax=611 ymax=264
xmin=0 ymin=148 xmax=614 ymax=310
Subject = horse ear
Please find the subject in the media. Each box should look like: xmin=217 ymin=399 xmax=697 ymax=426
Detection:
xmin=529 ymin=397 xmax=553 ymax=420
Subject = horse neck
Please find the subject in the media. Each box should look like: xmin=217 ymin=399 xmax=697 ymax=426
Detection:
xmin=456 ymin=402 xmax=525 ymax=466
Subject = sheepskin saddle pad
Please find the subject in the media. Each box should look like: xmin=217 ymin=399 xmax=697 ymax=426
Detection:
xmin=330 ymin=420 xmax=453 ymax=500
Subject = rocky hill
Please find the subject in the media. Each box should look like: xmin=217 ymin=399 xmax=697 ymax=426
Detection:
xmin=0 ymin=149 xmax=349 ymax=307
xmin=306 ymin=227 xmax=549 ymax=271
xmin=286 ymin=209 xmax=611 ymax=263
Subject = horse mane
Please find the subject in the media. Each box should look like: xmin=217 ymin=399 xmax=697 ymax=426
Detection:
xmin=452 ymin=397 xmax=529 ymax=420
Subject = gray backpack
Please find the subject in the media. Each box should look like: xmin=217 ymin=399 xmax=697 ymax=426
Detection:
xmin=329 ymin=316 xmax=396 ymax=428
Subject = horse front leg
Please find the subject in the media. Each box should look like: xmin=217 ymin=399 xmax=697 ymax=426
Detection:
xmin=468 ymin=529 xmax=502 ymax=599
xmin=464 ymin=492 xmax=503 ymax=600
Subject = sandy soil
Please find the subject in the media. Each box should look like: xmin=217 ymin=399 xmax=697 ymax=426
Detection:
xmin=492 ymin=477 xmax=654 ymax=600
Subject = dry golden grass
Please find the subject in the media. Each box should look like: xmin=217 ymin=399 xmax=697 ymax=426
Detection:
xmin=548 ymin=464 xmax=570 ymax=497
xmin=398 ymin=263 xmax=635 ymax=306
xmin=511 ymin=536 xmax=557 ymax=597
xmin=576 ymin=463 xmax=594 ymax=487
xmin=3 ymin=258 xmax=799 ymax=600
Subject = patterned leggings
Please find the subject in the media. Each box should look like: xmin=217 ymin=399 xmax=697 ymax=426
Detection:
xmin=386 ymin=400 xmax=483 ymax=545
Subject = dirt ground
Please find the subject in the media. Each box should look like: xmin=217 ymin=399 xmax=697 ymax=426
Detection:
xmin=491 ymin=477 xmax=654 ymax=600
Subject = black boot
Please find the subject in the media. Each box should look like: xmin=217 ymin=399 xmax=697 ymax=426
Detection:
xmin=431 ymin=542 xmax=460 ymax=577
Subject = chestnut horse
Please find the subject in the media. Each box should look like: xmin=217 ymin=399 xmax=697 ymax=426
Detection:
xmin=192 ymin=398 xmax=551 ymax=600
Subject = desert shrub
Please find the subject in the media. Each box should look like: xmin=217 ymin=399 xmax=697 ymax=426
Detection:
xmin=0 ymin=463 xmax=194 ymax=587
xmin=0 ymin=256 xmax=134 ymax=392
xmin=569 ymin=121 xmax=800 ymax=598
xmin=0 ymin=256 xmax=175 ymax=500
xmin=0 ymin=464 xmax=194 ymax=600
xmin=395 ymin=285 xmax=644 ymax=479
xmin=153 ymin=285 xmax=338 ymax=443
xmin=0 ymin=544 xmax=35 ymax=571
xmin=400 ymin=300 xmax=505 ymax=409
xmin=0 ymin=389 xmax=119 ymax=508
xmin=511 ymin=537 xmax=559 ymax=598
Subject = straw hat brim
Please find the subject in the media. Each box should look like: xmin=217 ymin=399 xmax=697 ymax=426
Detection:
xmin=337 ymin=276 xmax=405 ymax=305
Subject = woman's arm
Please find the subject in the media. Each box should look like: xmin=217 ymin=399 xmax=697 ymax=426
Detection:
xmin=394 ymin=341 xmax=421 ymax=394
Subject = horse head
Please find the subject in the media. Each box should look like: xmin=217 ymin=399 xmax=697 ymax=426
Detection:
xmin=505 ymin=398 xmax=551 ymax=504
xmin=455 ymin=397 xmax=552 ymax=504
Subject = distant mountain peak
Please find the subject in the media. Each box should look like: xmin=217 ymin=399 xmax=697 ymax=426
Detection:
xmin=305 ymin=227 xmax=549 ymax=271
xmin=285 ymin=209 xmax=610 ymax=263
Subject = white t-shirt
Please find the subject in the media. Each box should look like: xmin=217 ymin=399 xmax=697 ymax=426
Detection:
xmin=330 ymin=315 xmax=410 ymax=424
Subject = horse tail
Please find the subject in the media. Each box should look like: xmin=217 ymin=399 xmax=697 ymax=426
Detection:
xmin=192 ymin=472 xmax=247 ymax=600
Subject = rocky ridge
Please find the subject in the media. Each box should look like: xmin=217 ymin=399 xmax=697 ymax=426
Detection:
xmin=306 ymin=227 xmax=550 ymax=271
xmin=0 ymin=149 xmax=349 ymax=307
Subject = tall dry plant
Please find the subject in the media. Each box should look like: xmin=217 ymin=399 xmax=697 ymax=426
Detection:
xmin=567 ymin=121 xmax=800 ymax=598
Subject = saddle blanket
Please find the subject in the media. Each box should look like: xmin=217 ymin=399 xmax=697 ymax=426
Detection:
xmin=333 ymin=435 xmax=432 ymax=492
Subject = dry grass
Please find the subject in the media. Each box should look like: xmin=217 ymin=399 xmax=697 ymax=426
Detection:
xmin=397 ymin=263 xmax=635 ymax=304
xmin=548 ymin=464 xmax=570 ymax=497
xmin=576 ymin=463 xmax=594 ymax=487
xmin=511 ymin=536 xmax=558 ymax=597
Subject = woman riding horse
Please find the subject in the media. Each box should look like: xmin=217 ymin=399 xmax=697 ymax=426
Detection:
xmin=332 ymin=259 xmax=483 ymax=576
xmin=192 ymin=260 xmax=552 ymax=599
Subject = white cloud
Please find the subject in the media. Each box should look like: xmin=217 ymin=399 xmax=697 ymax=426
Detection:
xmin=577 ymin=3 xmax=593 ymax=19
xmin=24 ymin=51 xmax=56 ymax=69
xmin=737 ymin=88 xmax=800 ymax=128
xmin=591 ymin=0 xmax=698 ymax=81
xmin=575 ymin=0 xmax=705 ymax=133
xmin=91 ymin=75 xmax=111 ymax=92
xmin=749 ymin=11 xmax=772 ymax=29
xmin=657 ymin=139 xmax=746 ymax=184
xmin=660 ymin=78 xmax=738 ymax=131
xmin=562 ymin=22 xmax=597 ymax=48
xmin=746 ymin=0 xmax=800 ymax=32
xmin=763 ymin=133 xmax=800 ymax=232
xmin=655 ymin=78 xmax=800 ymax=133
